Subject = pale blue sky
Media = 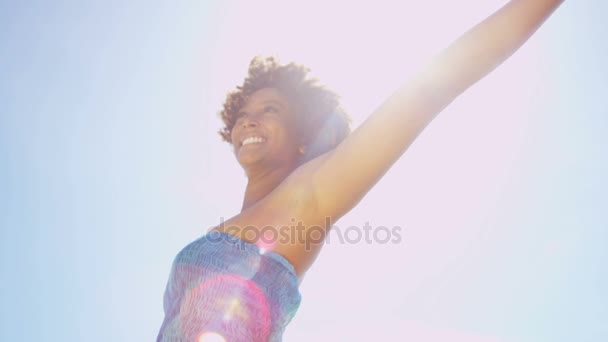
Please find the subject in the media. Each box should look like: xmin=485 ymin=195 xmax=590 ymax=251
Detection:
xmin=1 ymin=1 xmax=606 ymax=341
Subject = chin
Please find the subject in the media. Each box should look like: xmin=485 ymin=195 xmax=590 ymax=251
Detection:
xmin=236 ymin=151 xmax=266 ymax=167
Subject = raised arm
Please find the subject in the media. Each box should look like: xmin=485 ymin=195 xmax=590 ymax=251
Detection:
xmin=302 ymin=0 xmax=564 ymax=220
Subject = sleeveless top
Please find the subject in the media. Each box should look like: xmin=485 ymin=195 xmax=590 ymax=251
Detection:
xmin=156 ymin=232 xmax=302 ymax=341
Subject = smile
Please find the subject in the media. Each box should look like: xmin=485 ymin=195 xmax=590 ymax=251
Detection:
xmin=241 ymin=136 xmax=267 ymax=146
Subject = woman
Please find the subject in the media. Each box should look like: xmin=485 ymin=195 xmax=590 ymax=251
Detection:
xmin=157 ymin=1 xmax=564 ymax=341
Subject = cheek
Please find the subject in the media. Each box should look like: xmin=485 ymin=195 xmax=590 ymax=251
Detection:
xmin=288 ymin=125 xmax=304 ymax=147
xmin=231 ymin=136 xmax=240 ymax=153
xmin=230 ymin=128 xmax=239 ymax=145
xmin=277 ymin=126 xmax=300 ymax=148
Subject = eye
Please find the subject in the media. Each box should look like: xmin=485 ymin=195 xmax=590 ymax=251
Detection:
xmin=264 ymin=105 xmax=278 ymax=113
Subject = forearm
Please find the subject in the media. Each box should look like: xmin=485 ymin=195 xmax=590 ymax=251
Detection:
xmin=308 ymin=0 xmax=564 ymax=220
xmin=416 ymin=0 xmax=564 ymax=100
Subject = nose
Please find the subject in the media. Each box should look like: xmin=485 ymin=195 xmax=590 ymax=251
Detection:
xmin=240 ymin=115 xmax=259 ymax=129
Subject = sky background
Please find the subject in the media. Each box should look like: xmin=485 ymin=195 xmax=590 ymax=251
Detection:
xmin=1 ymin=0 xmax=606 ymax=341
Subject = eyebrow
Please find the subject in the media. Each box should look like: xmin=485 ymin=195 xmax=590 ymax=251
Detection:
xmin=238 ymin=100 xmax=287 ymax=116
xmin=261 ymin=100 xmax=286 ymax=109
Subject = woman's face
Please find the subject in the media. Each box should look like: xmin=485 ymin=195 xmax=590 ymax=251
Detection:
xmin=230 ymin=87 xmax=302 ymax=170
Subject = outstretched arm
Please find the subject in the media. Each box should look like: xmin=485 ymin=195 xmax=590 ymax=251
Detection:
xmin=302 ymin=0 xmax=564 ymax=220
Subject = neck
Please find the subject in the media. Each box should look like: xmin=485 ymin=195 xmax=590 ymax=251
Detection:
xmin=241 ymin=164 xmax=295 ymax=211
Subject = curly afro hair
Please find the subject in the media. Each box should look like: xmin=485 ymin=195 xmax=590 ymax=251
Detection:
xmin=218 ymin=56 xmax=352 ymax=164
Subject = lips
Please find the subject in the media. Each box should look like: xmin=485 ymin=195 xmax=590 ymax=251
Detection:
xmin=239 ymin=134 xmax=267 ymax=147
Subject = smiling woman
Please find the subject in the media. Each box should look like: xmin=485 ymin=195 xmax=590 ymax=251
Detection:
xmin=233 ymin=88 xmax=301 ymax=169
xmin=156 ymin=1 xmax=564 ymax=341
xmin=219 ymin=57 xmax=352 ymax=169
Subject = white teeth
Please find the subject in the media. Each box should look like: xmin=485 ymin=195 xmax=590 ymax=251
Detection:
xmin=242 ymin=136 xmax=266 ymax=146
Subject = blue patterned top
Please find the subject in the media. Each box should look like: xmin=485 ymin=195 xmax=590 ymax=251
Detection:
xmin=157 ymin=232 xmax=302 ymax=341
